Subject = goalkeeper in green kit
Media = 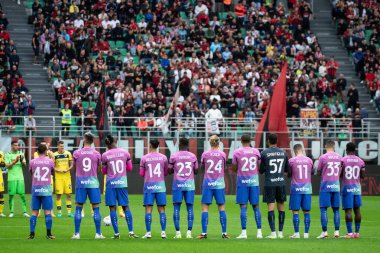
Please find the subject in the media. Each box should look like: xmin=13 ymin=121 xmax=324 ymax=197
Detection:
xmin=5 ymin=141 xmax=29 ymax=217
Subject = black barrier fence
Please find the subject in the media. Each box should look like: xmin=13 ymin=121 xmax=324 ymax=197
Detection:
xmin=2 ymin=165 xmax=380 ymax=196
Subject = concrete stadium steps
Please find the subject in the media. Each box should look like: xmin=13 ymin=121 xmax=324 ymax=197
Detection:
xmin=2 ymin=0 xmax=60 ymax=127
xmin=311 ymin=0 xmax=378 ymax=120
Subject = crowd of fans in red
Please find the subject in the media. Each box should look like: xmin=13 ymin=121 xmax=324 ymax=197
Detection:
xmin=0 ymin=3 xmax=36 ymax=133
xmin=26 ymin=0 xmax=364 ymax=133
xmin=332 ymin=0 xmax=380 ymax=112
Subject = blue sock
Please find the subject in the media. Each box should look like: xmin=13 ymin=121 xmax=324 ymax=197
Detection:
xmin=268 ymin=211 xmax=275 ymax=232
xmin=173 ymin=204 xmax=181 ymax=231
xmin=93 ymin=207 xmax=101 ymax=234
xmin=219 ymin=210 xmax=227 ymax=234
xmin=45 ymin=214 xmax=52 ymax=230
xmin=201 ymin=212 xmax=208 ymax=234
xmin=160 ymin=212 xmax=166 ymax=231
xmin=30 ymin=215 xmax=37 ymax=233
xmin=254 ymin=207 xmax=262 ymax=229
xmin=333 ymin=207 xmax=340 ymax=230
xmin=186 ymin=204 xmax=194 ymax=231
xmin=145 ymin=213 xmax=152 ymax=232
xmin=304 ymin=213 xmax=311 ymax=233
xmin=346 ymin=221 xmax=353 ymax=234
xmin=279 ymin=211 xmax=285 ymax=232
xmin=320 ymin=207 xmax=328 ymax=232
xmin=240 ymin=206 xmax=247 ymax=230
xmin=74 ymin=206 xmax=83 ymax=234
xmin=110 ymin=210 xmax=119 ymax=234
xmin=125 ymin=209 xmax=133 ymax=232
xmin=355 ymin=222 xmax=361 ymax=233
xmin=293 ymin=213 xmax=300 ymax=233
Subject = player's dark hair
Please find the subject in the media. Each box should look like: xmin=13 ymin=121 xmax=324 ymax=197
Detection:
xmin=241 ymin=134 xmax=251 ymax=144
xmin=57 ymin=140 xmax=64 ymax=145
xmin=84 ymin=132 xmax=94 ymax=144
xmin=293 ymin=144 xmax=303 ymax=153
xmin=179 ymin=138 xmax=189 ymax=151
xmin=267 ymin=133 xmax=277 ymax=145
xmin=105 ymin=135 xmax=115 ymax=146
xmin=346 ymin=142 xmax=356 ymax=154
xmin=11 ymin=140 xmax=18 ymax=145
xmin=150 ymin=139 xmax=159 ymax=149
xmin=325 ymin=140 xmax=335 ymax=149
xmin=37 ymin=144 xmax=47 ymax=154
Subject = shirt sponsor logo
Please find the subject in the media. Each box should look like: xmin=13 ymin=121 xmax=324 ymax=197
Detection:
xmin=177 ymin=183 xmax=192 ymax=188
xmin=295 ymin=186 xmax=310 ymax=192
xmin=147 ymin=185 xmax=162 ymax=190
xmin=207 ymin=181 xmax=224 ymax=187
xmin=346 ymin=187 xmax=360 ymax=193
xmin=80 ymin=179 xmax=97 ymax=185
xmin=34 ymin=188 xmax=50 ymax=193
xmin=270 ymin=177 xmax=284 ymax=182
xmin=241 ymin=178 xmax=257 ymax=184
xmin=326 ymin=184 xmax=339 ymax=189
xmin=110 ymin=180 xmax=126 ymax=185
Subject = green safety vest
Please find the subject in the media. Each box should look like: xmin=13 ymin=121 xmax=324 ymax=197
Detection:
xmin=61 ymin=109 xmax=72 ymax=124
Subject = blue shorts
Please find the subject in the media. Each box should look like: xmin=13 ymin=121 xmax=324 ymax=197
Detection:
xmin=172 ymin=190 xmax=195 ymax=204
xmin=31 ymin=195 xmax=53 ymax=210
xmin=319 ymin=192 xmax=340 ymax=208
xmin=289 ymin=194 xmax=312 ymax=211
xmin=201 ymin=188 xmax=225 ymax=205
xmin=105 ymin=188 xmax=129 ymax=207
xmin=143 ymin=192 xmax=166 ymax=206
xmin=342 ymin=194 xmax=362 ymax=209
xmin=236 ymin=186 xmax=260 ymax=205
xmin=75 ymin=188 xmax=101 ymax=204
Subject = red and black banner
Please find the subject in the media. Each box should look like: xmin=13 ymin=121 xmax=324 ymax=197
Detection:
xmin=95 ymin=81 xmax=109 ymax=144
xmin=255 ymin=62 xmax=290 ymax=150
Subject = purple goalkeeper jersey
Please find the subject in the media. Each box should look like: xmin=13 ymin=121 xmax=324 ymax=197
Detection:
xmin=73 ymin=147 xmax=101 ymax=188
xmin=341 ymin=155 xmax=365 ymax=195
xmin=102 ymin=148 xmax=132 ymax=188
xmin=140 ymin=152 xmax=168 ymax=193
xmin=29 ymin=156 xmax=55 ymax=196
xmin=232 ymin=147 xmax=260 ymax=187
xmin=288 ymin=155 xmax=313 ymax=194
xmin=169 ymin=151 xmax=198 ymax=191
xmin=201 ymin=149 xmax=226 ymax=190
xmin=317 ymin=151 xmax=342 ymax=192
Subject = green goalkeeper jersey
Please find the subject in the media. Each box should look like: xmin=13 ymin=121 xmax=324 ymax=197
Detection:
xmin=5 ymin=151 xmax=26 ymax=181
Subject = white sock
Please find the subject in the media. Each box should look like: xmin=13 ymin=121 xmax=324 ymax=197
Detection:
xmin=241 ymin=229 xmax=247 ymax=235
xmin=129 ymin=231 xmax=134 ymax=234
xmin=271 ymin=231 xmax=276 ymax=236
xmin=334 ymin=230 xmax=339 ymax=234
xmin=278 ymin=231 xmax=283 ymax=236
xmin=257 ymin=229 xmax=262 ymax=233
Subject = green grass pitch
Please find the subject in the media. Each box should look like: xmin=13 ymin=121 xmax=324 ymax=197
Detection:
xmin=0 ymin=195 xmax=379 ymax=253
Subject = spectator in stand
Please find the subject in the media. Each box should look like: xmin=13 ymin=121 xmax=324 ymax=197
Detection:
xmin=336 ymin=73 xmax=347 ymax=102
xmin=4 ymin=117 xmax=15 ymax=134
xmin=24 ymin=115 xmax=36 ymax=134
xmin=347 ymin=83 xmax=359 ymax=111
xmin=326 ymin=56 xmax=339 ymax=81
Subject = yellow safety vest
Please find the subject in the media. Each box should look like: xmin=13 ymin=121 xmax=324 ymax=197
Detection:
xmin=61 ymin=109 xmax=72 ymax=124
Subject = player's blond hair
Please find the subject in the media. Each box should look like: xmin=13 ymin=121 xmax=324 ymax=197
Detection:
xmin=209 ymin=135 xmax=220 ymax=148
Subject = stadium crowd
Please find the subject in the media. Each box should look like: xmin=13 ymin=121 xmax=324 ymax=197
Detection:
xmin=26 ymin=0 xmax=364 ymax=134
xmin=332 ymin=0 xmax=380 ymax=112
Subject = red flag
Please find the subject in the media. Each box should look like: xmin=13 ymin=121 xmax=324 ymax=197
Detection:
xmin=255 ymin=62 xmax=290 ymax=149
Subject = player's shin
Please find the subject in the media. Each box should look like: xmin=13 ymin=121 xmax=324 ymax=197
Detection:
xmin=186 ymin=204 xmax=194 ymax=231
xmin=66 ymin=198 xmax=72 ymax=214
xmin=268 ymin=210 xmax=276 ymax=232
xmin=254 ymin=206 xmax=262 ymax=229
xmin=30 ymin=215 xmax=37 ymax=235
xmin=240 ymin=206 xmax=247 ymax=231
xmin=93 ymin=207 xmax=101 ymax=235
xmin=159 ymin=212 xmax=167 ymax=232
xmin=20 ymin=194 xmax=27 ymax=213
xmin=0 ymin=195 xmax=4 ymax=214
xmin=9 ymin=195 xmax=14 ymax=213
xmin=74 ymin=206 xmax=83 ymax=234
xmin=201 ymin=212 xmax=208 ymax=234
xmin=320 ymin=207 xmax=328 ymax=232
xmin=124 ymin=209 xmax=133 ymax=232
xmin=293 ymin=212 xmax=300 ymax=233
xmin=173 ymin=204 xmax=181 ymax=231
xmin=145 ymin=213 xmax=152 ymax=232
xmin=304 ymin=212 xmax=311 ymax=234
xmin=354 ymin=208 xmax=361 ymax=233
xmin=110 ymin=210 xmax=119 ymax=235
xmin=333 ymin=207 xmax=340 ymax=231
xmin=45 ymin=214 xmax=53 ymax=235
xmin=56 ymin=198 xmax=62 ymax=214
xmin=219 ymin=210 xmax=227 ymax=234
xmin=279 ymin=211 xmax=285 ymax=232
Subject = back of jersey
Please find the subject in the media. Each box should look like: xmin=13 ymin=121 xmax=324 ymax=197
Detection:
xmin=73 ymin=147 xmax=101 ymax=188
xmin=260 ymin=147 xmax=289 ymax=187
